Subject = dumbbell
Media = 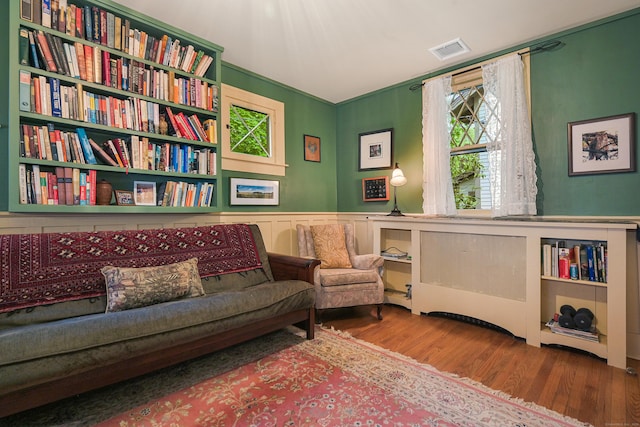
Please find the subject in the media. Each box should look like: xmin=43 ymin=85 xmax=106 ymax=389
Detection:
xmin=574 ymin=308 xmax=594 ymax=331
xmin=558 ymin=304 xmax=577 ymax=329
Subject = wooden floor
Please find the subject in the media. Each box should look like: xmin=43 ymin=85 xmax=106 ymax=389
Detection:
xmin=322 ymin=304 xmax=640 ymax=427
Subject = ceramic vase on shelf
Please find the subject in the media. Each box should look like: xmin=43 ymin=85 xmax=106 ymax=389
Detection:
xmin=96 ymin=180 xmax=113 ymax=205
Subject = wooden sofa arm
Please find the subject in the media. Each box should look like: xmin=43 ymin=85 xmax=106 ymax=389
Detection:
xmin=267 ymin=253 xmax=320 ymax=285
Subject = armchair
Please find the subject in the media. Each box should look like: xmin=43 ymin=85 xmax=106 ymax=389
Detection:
xmin=296 ymin=223 xmax=385 ymax=322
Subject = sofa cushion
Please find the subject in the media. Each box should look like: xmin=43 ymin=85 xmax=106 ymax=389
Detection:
xmin=0 ymin=280 xmax=313 ymax=367
xmin=319 ymin=268 xmax=381 ymax=286
xmin=310 ymin=224 xmax=352 ymax=269
xmin=102 ymin=258 xmax=204 ymax=312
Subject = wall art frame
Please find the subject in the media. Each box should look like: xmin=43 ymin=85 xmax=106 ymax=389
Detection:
xmin=115 ymin=190 xmax=136 ymax=206
xmin=568 ymin=112 xmax=636 ymax=176
xmin=230 ymin=178 xmax=280 ymax=206
xmin=362 ymin=176 xmax=390 ymax=201
xmin=304 ymin=134 xmax=321 ymax=162
xmin=359 ymin=128 xmax=393 ymax=170
xmin=133 ymin=181 xmax=157 ymax=206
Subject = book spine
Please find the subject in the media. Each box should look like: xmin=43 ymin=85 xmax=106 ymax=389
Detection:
xmin=55 ymin=166 xmax=66 ymax=205
xmin=76 ymin=127 xmax=97 ymax=164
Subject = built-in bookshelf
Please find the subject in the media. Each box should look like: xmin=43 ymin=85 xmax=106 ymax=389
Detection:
xmin=3 ymin=0 xmax=223 ymax=212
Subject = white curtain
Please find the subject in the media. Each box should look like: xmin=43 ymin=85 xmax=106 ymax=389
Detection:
xmin=482 ymin=54 xmax=538 ymax=217
xmin=422 ymin=76 xmax=457 ymax=216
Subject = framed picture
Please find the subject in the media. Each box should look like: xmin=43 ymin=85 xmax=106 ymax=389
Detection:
xmin=568 ymin=113 xmax=636 ymax=176
xmin=362 ymin=176 xmax=390 ymax=201
xmin=230 ymin=178 xmax=279 ymax=206
xmin=359 ymin=128 xmax=393 ymax=170
xmin=115 ymin=190 xmax=136 ymax=206
xmin=304 ymin=134 xmax=321 ymax=162
xmin=133 ymin=181 xmax=157 ymax=206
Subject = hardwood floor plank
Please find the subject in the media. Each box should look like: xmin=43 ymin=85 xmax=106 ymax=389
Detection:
xmin=322 ymin=304 xmax=640 ymax=427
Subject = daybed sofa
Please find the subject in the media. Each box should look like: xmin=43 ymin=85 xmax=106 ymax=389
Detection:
xmin=0 ymin=223 xmax=318 ymax=417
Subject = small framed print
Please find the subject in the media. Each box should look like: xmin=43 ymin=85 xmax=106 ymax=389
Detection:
xmin=20 ymin=0 xmax=33 ymax=22
xmin=115 ymin=190 xmax=136 ymax=206
xmin=230 ymin=178 xmax=279 ymax=206
xmin=359 ymin=128 xmax=393 ymax=170
xmin=568 ymin=113 xmax=636 ymax=176
xmin=362 ymin=176 xmax=390 ymax=201
xmin=304 ymin=134 xmax=321 ymax=162
xmin=133 ymin=181 xmax=157 ymax=206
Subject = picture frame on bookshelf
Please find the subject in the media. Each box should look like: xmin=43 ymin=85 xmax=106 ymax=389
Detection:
xmin=133 ymin=181 xmax=157 ymax=206
xmin=230 ymin=178 xmax=279 ymax=206
xmin=20 ymin=0 xmax=33 ymax=22
xmin=303 ymin=134 xmax=321 ymax=162
xmin=359 ymin=128 xmax=393 ymax=170
xmin=362 ymin=176 xmax=390 ymax=201
xmin=568 ymin=113 xmax=636 ymax=176
xmin=115 ymin=190 xmax=135 ymax=206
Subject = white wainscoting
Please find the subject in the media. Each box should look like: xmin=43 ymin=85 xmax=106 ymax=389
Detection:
xmin=0 ymin=212 xmax=373 ymax=256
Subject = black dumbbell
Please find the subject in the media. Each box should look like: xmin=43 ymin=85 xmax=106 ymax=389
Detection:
xmin=574 ymin=308 xmax=594 ymax=331
xmin=558 ymin=304 xmax=577 ymax=329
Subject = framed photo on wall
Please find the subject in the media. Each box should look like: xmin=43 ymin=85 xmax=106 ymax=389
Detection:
xmin=359 ymin=128 xmax=393 ymax=170
xmin=568 ymin=113 xmax=636 ymax=176
xmin=304 ymin=134 xmax=321 ymax=162
xmin=230 ymin=178 xmax=279 ymax=206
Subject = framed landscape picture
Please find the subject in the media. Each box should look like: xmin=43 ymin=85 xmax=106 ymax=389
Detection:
xmin=568 ymin=113 xmax=636 ymax=176
xmin=230 ymin=178 xmax=279 ymax=206
xmin=359 ymin=128 xmax=393 ymax=170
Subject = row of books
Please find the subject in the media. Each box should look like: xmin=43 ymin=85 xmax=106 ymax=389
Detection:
xmin=20 ymin=72 xmax=213 ymax=142
xmin=100 ymin=137 xmax=217 ymax=176
xmin=542 ymin=241 xmax=607 ymax=283
xmin=18 ymin=164 xmax=215 ymax=208
xmin=156 ymin=181 xmax=215 ymax=208
xmin=20 ymin=124 xmax=96 ymax=164
xmin=19 ymin=124 xmax=217 ymax=176
xmin=20 ymin=29 xmax=218 ymax=111
xmin=545 ymin=319 xmax=599 ymax=343
xmin=20 ymin=0 xmax=214 ymax=77
xmin=19 ymin=164 xmax=96 ymax=206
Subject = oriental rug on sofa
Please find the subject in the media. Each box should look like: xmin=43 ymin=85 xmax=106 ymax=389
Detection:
xmin=91 ymin=327 xmax=587 ymax=427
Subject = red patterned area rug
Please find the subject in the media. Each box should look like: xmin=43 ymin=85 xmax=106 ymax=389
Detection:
xmin=97 ymin=327 xmax=589 ymax=427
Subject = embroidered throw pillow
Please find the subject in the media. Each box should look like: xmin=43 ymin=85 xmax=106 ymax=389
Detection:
xmin=101 ymin=258 xmax=205 ymax=313
xmin=310 ymin=224 xmax=353 ymax=269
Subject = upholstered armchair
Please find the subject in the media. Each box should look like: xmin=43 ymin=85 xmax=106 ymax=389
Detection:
xmin=296 ymin=223 xmax=385 ymax=322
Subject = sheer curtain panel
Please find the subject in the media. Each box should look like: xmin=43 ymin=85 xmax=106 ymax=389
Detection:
xmin=482 ymin=54 xmax=538 ymax=217
xmin=422 ymin=76 xmax=457 ymax=216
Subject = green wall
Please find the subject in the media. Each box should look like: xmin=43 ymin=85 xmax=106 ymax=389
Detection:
xmin=336 ymin=8 xmax=640 ymax=216
xmin=221 ymin=64 xmax=337 ymax=212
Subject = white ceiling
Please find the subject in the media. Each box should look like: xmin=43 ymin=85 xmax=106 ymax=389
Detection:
xmin=112 ymin=0 xmax=640 ymax=103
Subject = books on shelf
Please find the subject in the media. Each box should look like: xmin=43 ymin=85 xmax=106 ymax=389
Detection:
xmin=545 ymin=319 xmax=599 ymax=342
xmin=21 ymin=2 xmax=215 ymax=78
xmin=541 ymin=240 xmax=607 ymax=283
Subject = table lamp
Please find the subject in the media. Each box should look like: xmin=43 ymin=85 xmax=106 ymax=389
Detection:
xmin=388 ymin=162 xmax=407 ymax=216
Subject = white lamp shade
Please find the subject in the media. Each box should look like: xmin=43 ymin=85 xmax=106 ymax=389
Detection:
xmin=390 ymin=167 xmax=407 ymax=187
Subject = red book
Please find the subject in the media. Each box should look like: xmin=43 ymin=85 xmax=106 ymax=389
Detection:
xmin=75 ymin=42 xmax=87 ymax=81
xmin=84 ymin=45 xmax=94 ymax=83
xmin=164 ymin=107 xmax=182 ymax=138
xmin=88 ymin=169 xmax=97 ymax=205
xmin=48 ymin=172 xmax=59 ymax=205
xmin=35 ymin=31 xmax=57 ymax=73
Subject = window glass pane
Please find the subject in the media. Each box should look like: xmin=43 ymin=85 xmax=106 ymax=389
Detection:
xmin=229 ymin=105 xmax=271 ymax=158
xmin=449 ymin=82 xmax=496 ymax=210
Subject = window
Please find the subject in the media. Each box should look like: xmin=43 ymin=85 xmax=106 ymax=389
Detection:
xmin=447 ymin=56 xmax=530 ymax=212
xmin=221 ymin=84 xmax=285 ymax=176
xmin=448 ymin=69 xmax=493 ymax=210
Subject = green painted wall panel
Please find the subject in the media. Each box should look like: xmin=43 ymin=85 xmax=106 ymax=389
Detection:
xmin=221 ymin=64 xmax=337 ymax=212
xmin=336 ymin=9 xmax=640 ymax=216
xmin=531 ymin=11 xmax=640 ymax=215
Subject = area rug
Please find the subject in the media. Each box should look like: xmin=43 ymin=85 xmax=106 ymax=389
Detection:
xmin=94 ymin=327 xmax=588 ymax=427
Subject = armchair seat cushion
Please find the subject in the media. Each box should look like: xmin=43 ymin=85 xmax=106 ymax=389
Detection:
xmin=319 ymin=268 xmax=380 ymax=287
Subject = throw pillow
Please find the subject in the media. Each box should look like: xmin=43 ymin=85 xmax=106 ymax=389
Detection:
xmin=101 ymin=258 xmax=205 ymax=313
xmin=310 ymin=224 xmax=352 ymax=269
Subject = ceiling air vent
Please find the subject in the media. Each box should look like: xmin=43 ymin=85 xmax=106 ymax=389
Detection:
xmin=429 ymin=38 xmax=471 ymax=61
